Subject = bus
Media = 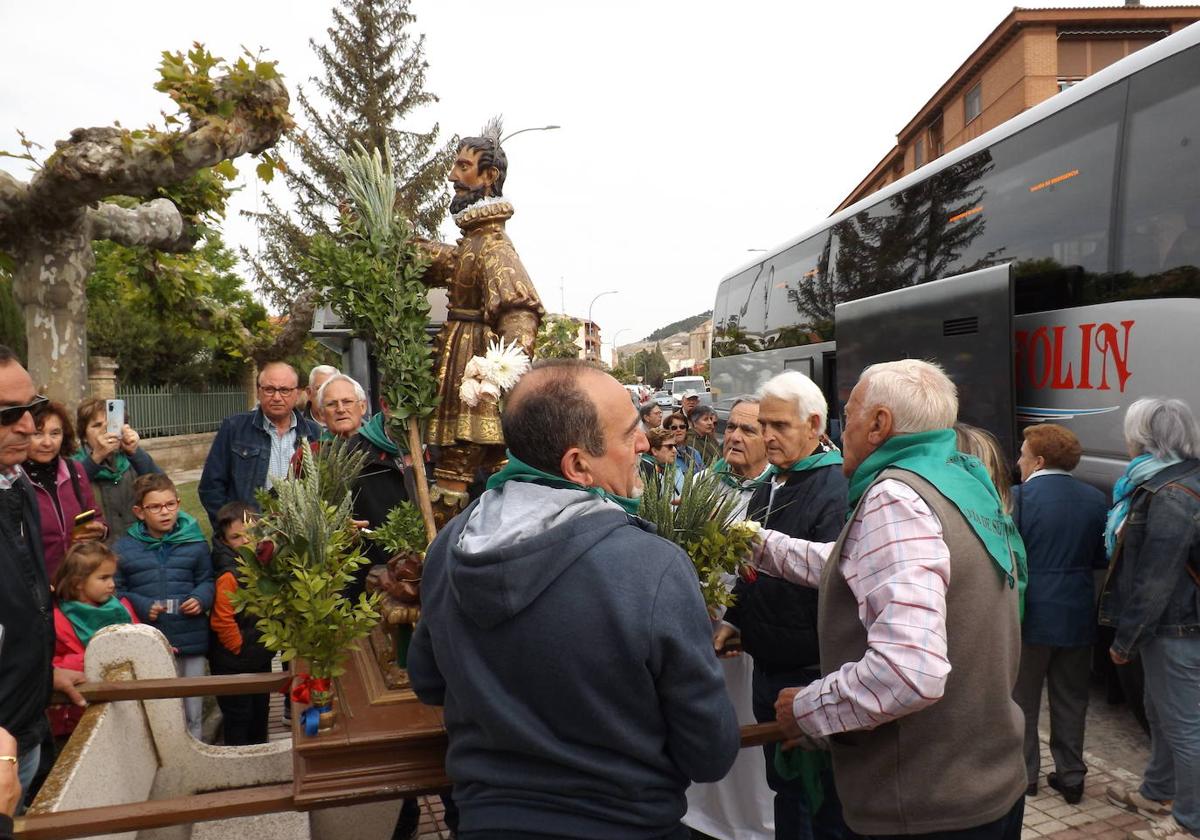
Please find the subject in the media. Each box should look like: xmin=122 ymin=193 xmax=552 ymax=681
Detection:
xmin=710 ymin=22 xmax=1200 ymax=490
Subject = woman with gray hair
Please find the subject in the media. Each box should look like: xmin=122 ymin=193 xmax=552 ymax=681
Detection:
xmin=1099 ymin=397 xmax=1200 ymax=840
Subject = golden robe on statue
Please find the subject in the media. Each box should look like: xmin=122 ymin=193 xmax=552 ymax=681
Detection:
xmin=421 ymin=197 xmax=544 ymax=452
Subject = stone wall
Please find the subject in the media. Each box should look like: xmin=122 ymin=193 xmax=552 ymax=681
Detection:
xmin=140 ymin=432 xmax=216 ymax=476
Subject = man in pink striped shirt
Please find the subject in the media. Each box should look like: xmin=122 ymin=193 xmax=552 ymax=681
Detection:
xmin=754 ymin=359 xmax=1027 ymax=840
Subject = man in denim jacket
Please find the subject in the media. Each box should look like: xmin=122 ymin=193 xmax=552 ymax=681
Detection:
xmin=198 ymin=362 xmax=319 ymax=527
xmin=1099 ymin=397 xmax=1200 ymax=840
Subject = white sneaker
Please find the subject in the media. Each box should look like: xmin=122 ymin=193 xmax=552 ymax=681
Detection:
xmin=1108 ymin=783 xmax=1173 ymax=819
xmin=1129 ymin=815 xmax=1199 ymax=840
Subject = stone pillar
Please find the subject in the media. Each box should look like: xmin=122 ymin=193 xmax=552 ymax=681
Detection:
xmin=241 ymin=361 xmax=259 ymax=410
xmin=87 ymin=356 xmax=119 ymax=401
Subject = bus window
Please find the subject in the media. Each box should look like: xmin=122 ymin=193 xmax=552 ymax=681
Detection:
xmin=1115 ymin=43 xmax=1200 ymax=300
xmin=713 ymin=264 xmax=768 ymax=358
xmin=828 ymin=180 xmax=930 ymax=302
xmin=931 ymin=81 xmax=1124 ymax=282
xmin=763 ymin=233 xmax=833 ymax=350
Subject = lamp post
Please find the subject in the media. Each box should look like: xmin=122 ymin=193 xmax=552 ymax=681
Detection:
xmin=586 ymin=290 xmax=618 ymax=362
xmin=500 ymin=125 xmax=561 ymax=144
xmin=608 ymin=328 xmax=631 ymax=371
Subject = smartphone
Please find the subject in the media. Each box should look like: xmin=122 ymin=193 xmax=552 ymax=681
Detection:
xmin=74 ymin=509 xmax=96 ymax=526
xmin=106 ymin=399 xmax=125 ymax=437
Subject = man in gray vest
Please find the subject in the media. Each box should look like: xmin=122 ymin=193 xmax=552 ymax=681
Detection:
xmin=749 ymin=359 xmax=1027 ymax=840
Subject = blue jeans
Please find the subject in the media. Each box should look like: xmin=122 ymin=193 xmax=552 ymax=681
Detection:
xmin=752 ymin=665 xmax=851 ymax=840
xmin=16 ymin=743 xmax=40 ymax=815
xmin=1139 ymin=636 xmax=1200 ymax=835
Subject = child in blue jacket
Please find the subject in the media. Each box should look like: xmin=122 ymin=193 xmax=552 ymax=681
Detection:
xmin=115 ymin=473 xmax=213 ymax=740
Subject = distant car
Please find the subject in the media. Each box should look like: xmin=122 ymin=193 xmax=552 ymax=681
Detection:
xmin=713 ymin=396 xmax=739 ymax=439
xmin=652 ymin=391 xmax=674 ymax=410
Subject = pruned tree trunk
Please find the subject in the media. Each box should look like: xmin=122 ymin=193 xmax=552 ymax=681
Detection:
xmin=0 ymin=70 xmax=290 ymax=404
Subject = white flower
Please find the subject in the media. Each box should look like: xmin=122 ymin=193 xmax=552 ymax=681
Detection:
xmin=459 ymin=378 xmax=482 ymax=407
xmin=463 ymin=357 xmax=483 ymax=380
xmin=731 ymin=520 xmax=763 ymax=536
xmin=483 ymin=337 xmax=531 ymax=391
xmin=478 ymin=380 xmax=502 ymax=403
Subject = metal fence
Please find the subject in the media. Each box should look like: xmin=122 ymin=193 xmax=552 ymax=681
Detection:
xmin=115 ymin=384 xmax=248 ymax=439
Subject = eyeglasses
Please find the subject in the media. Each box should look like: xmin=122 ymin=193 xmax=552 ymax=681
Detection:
xmin=0 ymin=395 xmax=50 ymax=427
xmin=258 ymin=386 xmax=296 ymax=397
xmin=323 ymin=399 xmax=360 ymax=411
xmin=659 ymin=443 xmax=678 ymax=450
xmin=665 ymin=424 xmax=687 ymax=431
xmin=139 ymin=499 xmax=180 ymax=514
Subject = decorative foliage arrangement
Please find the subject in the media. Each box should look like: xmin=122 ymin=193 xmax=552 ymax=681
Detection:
xmin=230 ymin=440 xmax=380 ymax=686
xmin=459 ymin=338 xmax=532 ymax=407
xmin=368 ymin=502 xmax=430 ymax=559
xmin=639 ymin=467 xmax=761 ymax=609
xmin=305 ymin=144 xmax=438 ymax=438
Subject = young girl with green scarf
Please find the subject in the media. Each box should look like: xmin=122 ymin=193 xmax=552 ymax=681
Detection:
xmin=48 ymin=542 xmax=138 ymax=739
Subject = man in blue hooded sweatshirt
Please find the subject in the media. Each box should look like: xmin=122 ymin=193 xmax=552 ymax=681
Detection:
xmin=409 ymin=359 xmax=740 ymax=840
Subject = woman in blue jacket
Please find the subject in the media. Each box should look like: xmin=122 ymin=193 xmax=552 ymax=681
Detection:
xmin=115 ymin=473 xmax=213 ymax=740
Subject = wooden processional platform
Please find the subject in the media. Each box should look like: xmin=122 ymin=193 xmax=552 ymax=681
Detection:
xmin=291 ymin=628 xmax=450 ymax=808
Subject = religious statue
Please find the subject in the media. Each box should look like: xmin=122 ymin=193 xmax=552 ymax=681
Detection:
xmin=419 ymin=119 xmax=544 ymax=525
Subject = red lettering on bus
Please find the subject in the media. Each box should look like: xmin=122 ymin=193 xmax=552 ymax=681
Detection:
xmin=1015 ymin=320 xmax=1134 ymax=394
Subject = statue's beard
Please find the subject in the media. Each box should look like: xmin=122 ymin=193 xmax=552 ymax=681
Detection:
xmin=449 ymin=182 xmax=491 ymax=215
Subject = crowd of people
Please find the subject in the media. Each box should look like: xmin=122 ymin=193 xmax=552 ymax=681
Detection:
xmin=0 ymin=347 xmax=1197 ymax=840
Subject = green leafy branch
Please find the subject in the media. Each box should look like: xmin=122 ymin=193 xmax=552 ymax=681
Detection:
xmin=229 ymin=440 xmax=379 ymax=681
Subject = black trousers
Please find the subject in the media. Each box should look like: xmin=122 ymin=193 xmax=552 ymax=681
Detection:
xmin=211 ymin=659 xmax=272 ymax=746
xmin=1013 ymin=642 xmax=1091 ymax=786
xmin=752 ymin=664 xmax=852 ymax=840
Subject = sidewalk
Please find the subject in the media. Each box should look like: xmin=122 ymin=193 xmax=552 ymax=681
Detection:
xmin=1024 ymin=741 xmax=1150 ymax=840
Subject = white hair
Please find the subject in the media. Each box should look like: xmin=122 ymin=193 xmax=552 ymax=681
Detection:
xmin=1124 ymin=397 xmax=1200 ymax=460
xmin=308 ymin=364 xmax=340 ymax=388
xmin=317 ymin=373 xmax=367 ymax=407
xmin=759 ymin=371 xmax=827 ymax=433
xmin=859 ymin=359 xmax=957 ymax=433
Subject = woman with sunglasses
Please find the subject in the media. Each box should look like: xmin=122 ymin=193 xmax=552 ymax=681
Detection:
xmin=664 ymin=412 xmax=703 ymax=475
xmin=74 ymin=398 xmax=161 ymax=543
xmin=641 ymin=427 xmax=684 ymax=498
xmin=23 ymin=401 xmax=108 ymax=580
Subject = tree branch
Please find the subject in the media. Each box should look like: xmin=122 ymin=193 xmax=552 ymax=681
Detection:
xmin=87 ymin=199 xmax=197 ymax=252
xmin=25 ymin=77 xmax=290 ymax=218
xmin=252 ymin=289 xmax=318 ymax=365
xmin=0 ymin=170 xmax=28 ymax=236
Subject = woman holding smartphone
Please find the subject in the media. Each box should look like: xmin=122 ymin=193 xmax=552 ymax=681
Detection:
xmin=24 ymin=401 xmax=108 ymax=579
xmin=74 ymin=398 xmax=161 ymax=542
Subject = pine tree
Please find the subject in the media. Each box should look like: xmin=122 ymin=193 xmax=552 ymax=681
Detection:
xmin=245 ymin=0 xmax=454 ymax=313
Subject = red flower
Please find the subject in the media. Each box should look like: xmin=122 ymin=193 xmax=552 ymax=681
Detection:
xmin=255 ymin=538 xmax=276 ymax=566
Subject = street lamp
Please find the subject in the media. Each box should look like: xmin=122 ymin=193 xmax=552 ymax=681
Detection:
xmin=587 ymin=290 xmax=618 ymax=362
xmin=609 ymin=328 xmax=631 ymax=368
xmin=500 ymin=125 xmax=561 ymax=144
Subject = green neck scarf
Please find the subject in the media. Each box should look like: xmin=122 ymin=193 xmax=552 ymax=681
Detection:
xmin=60 ymin=597 xmax=133 ymax=647
xmin=765 ymin=446 xmax=844 ymax=480
xmin=848 ymin=429 xmax=1025 ymax=595
xmin=358 ymin=413 xmax=403 ymax=457
xmin=712 ymin=457 xmax=772 ymax=490
xmin=487 ymin=451 xmax=642 ymax=516
xmin=74 ymin=448 xmax=131 ymax=485
xmin=128 ymin=510 xmax=206 ymax=546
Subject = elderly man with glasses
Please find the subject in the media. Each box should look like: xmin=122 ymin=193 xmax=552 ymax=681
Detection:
xmin=0 ymin=346 xmax=86 ymax=811
xmin=199 ymin=361 xmax=321 ymax=527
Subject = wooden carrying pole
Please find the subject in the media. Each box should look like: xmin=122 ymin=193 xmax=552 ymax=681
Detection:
xmin=408 ymin=421 xmax=438 ymax=542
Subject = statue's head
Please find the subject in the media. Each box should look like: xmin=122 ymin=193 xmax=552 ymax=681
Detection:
xmin=448 ymin=131 xmax=507 ymax=215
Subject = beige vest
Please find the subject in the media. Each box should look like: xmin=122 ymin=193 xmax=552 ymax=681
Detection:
xmin=818 ymin=469 xmax=1026 ymax=835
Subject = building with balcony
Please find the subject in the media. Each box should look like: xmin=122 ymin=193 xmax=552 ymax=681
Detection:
xmin=838 ymin=3 xmax=1200 ymax=211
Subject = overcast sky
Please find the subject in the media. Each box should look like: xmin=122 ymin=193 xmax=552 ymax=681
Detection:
xmin=0 ymin=0 xmax=1144 ymax=353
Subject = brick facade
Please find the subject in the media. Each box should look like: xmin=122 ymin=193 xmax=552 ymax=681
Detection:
xmin=838 ymin=6 xmax=1200 ymax=211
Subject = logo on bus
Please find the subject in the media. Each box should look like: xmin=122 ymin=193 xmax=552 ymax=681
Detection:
xmin=1014 ymin=320 xmax=1133 ymax=421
